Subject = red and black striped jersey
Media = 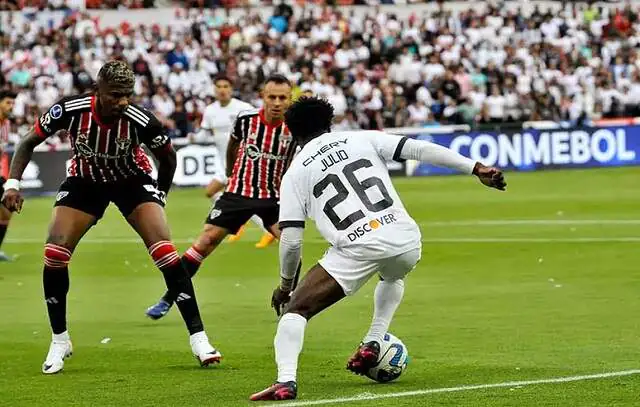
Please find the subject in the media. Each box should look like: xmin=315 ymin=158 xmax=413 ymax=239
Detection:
xmin=35 ymin=94 xmax=170 ymax=183
xmin=226 ymin=108 xmax=296 ymax=200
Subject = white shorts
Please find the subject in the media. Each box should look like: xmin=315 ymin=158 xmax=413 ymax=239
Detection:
xmin=318 ymin=247 xmax=422 ymax=296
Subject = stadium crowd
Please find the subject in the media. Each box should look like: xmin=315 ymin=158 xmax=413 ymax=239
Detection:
xmin=1 ymin=2 xmax=640 ymax=147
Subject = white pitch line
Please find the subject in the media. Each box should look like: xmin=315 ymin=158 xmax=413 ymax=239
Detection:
xmin=5 ymin=237 xmax=640 ymax=244
xmin=419 ymin=219 xmax=640 ymax=227
xmin=274 ymin=369 xmax=640 ymax=407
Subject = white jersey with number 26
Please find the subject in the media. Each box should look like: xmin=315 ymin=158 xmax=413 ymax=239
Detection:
xmin=279 ymin=131 xmax=422 ymax=261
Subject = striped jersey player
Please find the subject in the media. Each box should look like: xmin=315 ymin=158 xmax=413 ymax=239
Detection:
xmin=1 ymin=61 xmax=220 ymax=375
xmin=145 ymin=74 xmax=299 ymax=320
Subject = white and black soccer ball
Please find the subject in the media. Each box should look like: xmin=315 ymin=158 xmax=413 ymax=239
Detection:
xmin=365 ymin=333 xmax=409 ymax=383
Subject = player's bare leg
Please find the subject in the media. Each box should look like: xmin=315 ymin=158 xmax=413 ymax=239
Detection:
xmin=128 ymin=202 xmax=221 ymax=366
xmin=0 ymin=205 xmax=13 ymax=261
xmin=42 ymin=206 xmax=96 ymax=374
xmin=146 ymin=223 xmax=229 ymax=319
xmin=250 ymin=264 xmax=345 ymax=401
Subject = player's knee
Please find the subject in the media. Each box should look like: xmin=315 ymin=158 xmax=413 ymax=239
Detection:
xmin=284 ymin=298 xmax=317 ymax=321
xmin=148 ymin=240 xmax=180 ymax=270
xmin=44 ymin=243 xmax=72 ymax=269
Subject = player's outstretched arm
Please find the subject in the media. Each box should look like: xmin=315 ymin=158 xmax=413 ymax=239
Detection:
xmin=399 ymin=138 xmax=507 ymax=191
xmin=1 ymin=128 xmax=45 ymax=212
xmin=272 ymin=226 xmax=304 ymax=316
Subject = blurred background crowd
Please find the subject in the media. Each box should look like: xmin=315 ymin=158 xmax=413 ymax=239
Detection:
xmin=0 ymin=1 xmax=639 ymax=147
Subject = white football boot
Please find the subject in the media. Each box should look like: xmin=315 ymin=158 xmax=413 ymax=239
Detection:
xmin=42 ymin=333 xmax=73 ymax=374
xmin=189 ymin=331 xmax=222 ymax=367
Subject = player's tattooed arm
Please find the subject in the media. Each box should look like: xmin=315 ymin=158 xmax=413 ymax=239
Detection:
xmin=226 ymin=136 xmax=240 ymax=177
xmin=9 ymin=128 xmax=44 ymax=180
xmin=154 ymin=145 xmax=177 ymax=195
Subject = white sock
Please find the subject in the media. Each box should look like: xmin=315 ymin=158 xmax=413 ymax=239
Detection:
xmin=52 ymin=331 xmax=70 ymax=342
xmin=275 ymin=313 xmax=307 ymax=383
xmin=250 ymin=215 xmax=268 ymax=233
xmin=363 ymin=279 xmax=405 ymax=344
xmin=189 ymin=331 xmax=208 ymax=345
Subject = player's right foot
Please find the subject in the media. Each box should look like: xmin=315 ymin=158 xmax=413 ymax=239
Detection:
xmin=0 ymin=251 xmax=14 ymax=261
xmin=190 ymin=331 xmax=222 ymax=367
xmin=227 ymin=225 xmax=246 ymax=242
xmin=250 ymin=381 xmax=297 ymax=401
xmin=145 ymin=299 xmax=172 ymax=320
xmin=42 ymin=337 xmax=73 ymax=374
xmin=346 ymin=341 xmax=380 ymax=375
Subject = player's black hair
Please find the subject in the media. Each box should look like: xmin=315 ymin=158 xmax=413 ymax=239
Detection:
xmin=97 ymin=60 xmax=135 ymax=89
xmin=264 ymin=73 xmax=291 ymax=87
xmin=0 ymin=90 xmax=17 ymax=101
xmin=284 ymin=96 xmax=334 ymax=144
xmin=214 ymin=74 xmax=232 ymax=85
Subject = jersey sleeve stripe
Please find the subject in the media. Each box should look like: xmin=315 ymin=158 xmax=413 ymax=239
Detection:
xmin=279 ymin=220 xmax=305 ymax=229
xmin=393 ymin=136 xmax=409 ymax=162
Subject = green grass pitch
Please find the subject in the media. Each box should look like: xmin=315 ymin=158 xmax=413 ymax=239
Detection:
xmin=1 ymin=167 xmax=639 ymax=406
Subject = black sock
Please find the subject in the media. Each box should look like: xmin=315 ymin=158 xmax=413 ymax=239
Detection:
xmin=43 ymin=267 xmax=69 ymax=335
xmin=292 ymin=259 xmax=302 ymax=290
xmin=161 ymin=262 xmax=204 ymax=335
xmin=0 ymin=224 xmax=8 ymax=249
xmin=161 ymin=256 xmax=202 ymax=303
xmin=183 ymin=255 xmax=202 ymax=278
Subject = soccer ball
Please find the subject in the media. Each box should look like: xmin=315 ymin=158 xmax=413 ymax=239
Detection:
xmin=365 ymin=333 xmax=409 ymax=383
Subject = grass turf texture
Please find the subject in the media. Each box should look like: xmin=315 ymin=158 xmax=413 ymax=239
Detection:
xmin=0 ymin=167 xmax=639 ymax=406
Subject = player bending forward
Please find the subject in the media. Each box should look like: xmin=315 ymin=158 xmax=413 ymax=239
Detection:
xmin=250 ymin=97 xmax=506 ymax=401
xmin=1 ymin=61 xmax=220 ymax=374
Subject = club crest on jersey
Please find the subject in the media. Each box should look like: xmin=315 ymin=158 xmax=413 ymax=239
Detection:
xmin=49 ymin=104 xmax=63 ymax=119
xmin=280 ymin=130 xmax=292 ymax=148
xmin=75 ymin=132 xmax=94 ymax=158
xmin=116 ymin=135 xmax=131 ymax=150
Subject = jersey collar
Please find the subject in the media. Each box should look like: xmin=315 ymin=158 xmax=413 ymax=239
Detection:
xmin=259 ymin=108 xmax=283 ymax=128
xmin=91 ymin=95 xmax=117 ymax=130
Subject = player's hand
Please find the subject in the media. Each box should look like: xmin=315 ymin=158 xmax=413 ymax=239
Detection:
xmin=1 ymin=188 xmax=24 ymax=213
xmin=271 ymin=286 xmax=292 ymax=317
xmin=473 ymin=163 xmax=506 ymax=191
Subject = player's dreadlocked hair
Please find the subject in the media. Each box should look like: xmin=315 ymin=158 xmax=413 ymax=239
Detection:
xmin=284 ymin=96 xmax=334 ymax=144
xmin=97 ymin=60 xmax=135 ymax=89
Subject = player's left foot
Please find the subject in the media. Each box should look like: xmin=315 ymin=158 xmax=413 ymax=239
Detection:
xmin=255 ymin=232 xmax=276 ymax=249
xmin=346 ymin=341 xmax=380 ymax=375
xmin=145 ymin=299 xmax=172 ymax=320
xmin=190 ymin=331 xmax=222 ymax=367
xmin=0 ymin=251 xmax=14 ymax=261
xmin=250 ymin=381 xmax=297 ymax=401
xmin=42 ymin=336 xmax=73 ymax=374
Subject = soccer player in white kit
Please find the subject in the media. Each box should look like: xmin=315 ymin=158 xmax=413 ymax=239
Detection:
xmin=250 ymin=97 xmax=506 ymax=401
xmin=199 ymin=75 xmax=275 ymax=248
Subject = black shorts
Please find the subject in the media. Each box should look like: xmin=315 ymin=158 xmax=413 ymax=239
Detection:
xmin=206 ymin=193 xmax=279 ymax=234
xmin=54 ymin=176 xmax=165 ymax=219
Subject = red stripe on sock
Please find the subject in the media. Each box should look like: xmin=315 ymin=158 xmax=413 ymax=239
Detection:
xmin=149 ymin=241 xmax=180 ymax=268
